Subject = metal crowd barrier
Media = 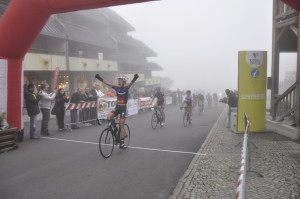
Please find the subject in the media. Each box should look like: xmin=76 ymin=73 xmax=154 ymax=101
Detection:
xmin=65 ymin=101 xmax=98 ymax=130
xmin=63 ymin=96 xmax=173 ymax=130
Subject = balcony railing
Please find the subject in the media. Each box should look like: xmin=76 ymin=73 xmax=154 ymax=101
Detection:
xmin=275 ymin=1 xmax=298 ymax=22
xmin=274 ymin=82 xmax=299 ymax=124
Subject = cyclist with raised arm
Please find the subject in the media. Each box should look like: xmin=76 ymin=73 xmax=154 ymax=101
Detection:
xmin=151 ymin=85 xmax=165 ymax=126
xmin=180 ymin=90 xmax=193 ymax=122
xmin=95 ymin=73 xmax=139 ymax=148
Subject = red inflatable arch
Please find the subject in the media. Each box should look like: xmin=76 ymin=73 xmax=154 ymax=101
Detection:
xmin=283 ymin=0 xmax=300 ymax=12
xmin=0 ymin=0 xmax=153 ymax=130
xmin=0 ymin=0 xmax=299 ymax=131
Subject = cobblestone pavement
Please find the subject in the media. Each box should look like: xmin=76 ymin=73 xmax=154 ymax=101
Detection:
xmin=170 ymin=109 xmax=300 ymax=199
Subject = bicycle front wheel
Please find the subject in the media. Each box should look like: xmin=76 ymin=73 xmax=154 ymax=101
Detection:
xmin=99 ymin=128 xmax=114 ymax=158
xmin=183 ymin=112 xmax=188 ymax=127
xmin=151 ymin=113 xmax=158 ymax=129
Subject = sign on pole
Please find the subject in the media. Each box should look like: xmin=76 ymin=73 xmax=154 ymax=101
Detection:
xmin=52 ymin=67 xmax=59 ymax=92
xmin=238 ymin=51 xmax=267 ymax=132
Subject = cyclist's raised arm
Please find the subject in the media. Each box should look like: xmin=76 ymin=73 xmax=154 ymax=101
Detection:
xmin=95 ymin=74 xmax=113 ymax=87
xmin=127 ymin=74 xmax=139 ymax=89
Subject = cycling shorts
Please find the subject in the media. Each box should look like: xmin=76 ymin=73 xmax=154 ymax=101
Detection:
xmin=156 ymin=101 xmax=164 ymax=107
xmin=111 ymin=105 xmax=127 ymax=119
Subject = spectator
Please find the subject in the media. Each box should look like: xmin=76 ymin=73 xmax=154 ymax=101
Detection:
xmin=82 ymin=87 xmax=93 ymax=126
xmin=83 ymin=87 xmax=93 ymax=102
xmin=130 ymin=89 xmax=137 ymax=99
xmin=225 ymin=89 xmax=238 ymax=128
xmin=23 ymin=80 xmax=29 ymax=93
xmin=54 ymin=88 xmax=69 ymax=131
xmin=24 ymin=83 xmax=41 ymax=139
xmin=70 ymin=88 xmax=85 ymax=129
xmin=226 ymin=89 xmax=237 ymax=108
xmin=39 ymin=84 xmax=56 ymax=136
xmin=107 ymin=88 xmax=116 ymax=97
xmin=90 ymin=83 xmax=105 ymax=98
xmin=89 ymin=84 xmax=101 ymax=125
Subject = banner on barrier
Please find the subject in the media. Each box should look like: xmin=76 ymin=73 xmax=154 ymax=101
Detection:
xmin=97 ymin=97 xmax=117 ymax=119
xmin=138 ymin=97 xmax=152 ymax=110
xmin=127 ymin=99 xmax=139 ymax=116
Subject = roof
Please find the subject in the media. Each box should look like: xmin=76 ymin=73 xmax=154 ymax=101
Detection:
xmin=116 ymin=52 xmax=146 ymax=65
xmin=111 ymin=32 xmax=157 ymax=57
xmin=101 ymin=8 xmax=135 ymax=32
xmin=145 ymin=62 xmax=163 ymax=71
xmin=63 ymin=23 xmax=117 ymax=49
xmin=40 ymin=16 xmax=65 ymax=38
xmin=134 ymin=39 xmax=157 ymax=57
xmin=74 ymin=9 xmax=109 ymax=26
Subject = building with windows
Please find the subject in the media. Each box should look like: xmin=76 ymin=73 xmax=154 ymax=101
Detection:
xmin=0 ymin=1 xmax=163 ymax=95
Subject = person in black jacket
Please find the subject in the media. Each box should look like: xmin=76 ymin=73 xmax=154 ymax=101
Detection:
xmin=225 ymin=89 xmax=238 ymax=128
xmin=54 ymin=88 xmax=69 ymax=131
xmin=24 ymin=83 xmax=41 ymax=139
xmin=89 ymin=85 xmax=101 ymax=125
xmin=70 ymin=88 xmax=85 ymax=129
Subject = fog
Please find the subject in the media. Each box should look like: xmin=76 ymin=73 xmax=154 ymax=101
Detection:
xmin=111 ymin=0 xmax=295 ymax=93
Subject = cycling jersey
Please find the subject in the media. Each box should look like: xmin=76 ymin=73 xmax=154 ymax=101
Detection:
xmin=112 ymin=85 xmax=129 ymax=106
xmin=154 ymin=91 xmax=164 ymax=105
xmin=185 ymin=95 xmax=193 ymax=107
xmin=111 ymin=85 xmax=129 ymax=119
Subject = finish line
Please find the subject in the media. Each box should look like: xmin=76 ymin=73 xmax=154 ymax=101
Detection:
xmin=41 ymin=137 xmax=206 ymax=156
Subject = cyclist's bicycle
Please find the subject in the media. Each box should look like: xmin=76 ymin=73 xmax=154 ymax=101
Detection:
xmin=98 ymin=118 xmax=130 ymax=158
xmin=151 ymin=106 xmax=165 ymax=129
xmin=182 ymin=107 xmax=192 ymax=127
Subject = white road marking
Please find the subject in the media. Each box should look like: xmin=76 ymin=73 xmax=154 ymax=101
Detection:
xmin=41 ymin=137 xmax=206 ymax=156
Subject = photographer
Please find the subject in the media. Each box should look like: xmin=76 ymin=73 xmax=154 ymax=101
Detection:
xmin=39 ymin=84 xmax=56 ymax=136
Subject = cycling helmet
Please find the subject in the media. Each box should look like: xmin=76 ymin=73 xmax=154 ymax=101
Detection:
xmin=155 ymin=85 xmax=161 ymax=89
xmin=186 ymin=90 xmax=191 ymax=94
xmin=117 ymin=76 xmax=127 ymax=83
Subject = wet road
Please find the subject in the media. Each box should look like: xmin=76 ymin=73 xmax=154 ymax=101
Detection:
xmin=0 ymin=104 xmax=225 ymax=199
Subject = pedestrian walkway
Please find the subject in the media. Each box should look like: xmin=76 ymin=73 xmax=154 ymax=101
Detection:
xmin=170 ymin=108 xmax=300 ymax=199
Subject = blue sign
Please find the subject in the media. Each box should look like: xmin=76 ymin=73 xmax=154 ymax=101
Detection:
xmin=251 ymin=69 xmax=259 ymax=78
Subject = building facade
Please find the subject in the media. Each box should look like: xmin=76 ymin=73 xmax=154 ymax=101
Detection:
xmin=0 ymin=1 xmax=163 ymax=96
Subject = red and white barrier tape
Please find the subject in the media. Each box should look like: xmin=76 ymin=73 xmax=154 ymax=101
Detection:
xmin=235 ymin=120 xmax=250 ymax=199
xmin=65 ymin=101 xmax=97 ymax=110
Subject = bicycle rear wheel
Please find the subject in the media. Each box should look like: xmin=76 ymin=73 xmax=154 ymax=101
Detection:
xmin=183 ymin=112 xmax=188 ymax=127
xmin=151 ymin=113 xmax=158 ymax=129
xmin=118 ymin=124 xmax=131 ymax=149
xmin=99 ymin=128 xmax=114 ymax=158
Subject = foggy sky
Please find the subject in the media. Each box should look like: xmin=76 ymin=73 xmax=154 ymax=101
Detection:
xmin=111 ymin=0 xmax=296 ymax=93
